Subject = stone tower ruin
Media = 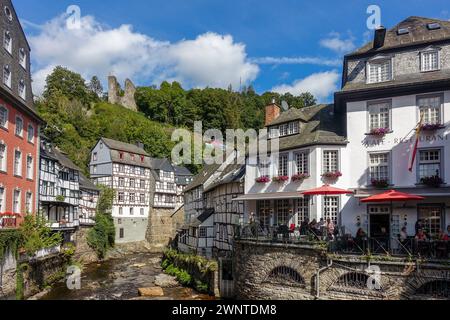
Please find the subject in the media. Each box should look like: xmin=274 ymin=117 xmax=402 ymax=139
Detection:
xmin=108 ymin=75 xmax=138 ymax=111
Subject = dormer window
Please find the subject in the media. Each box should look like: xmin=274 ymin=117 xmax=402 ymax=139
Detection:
xmin=19 ymin=48 xmax=27 ymax=69
xmin=427 ymin=23 xmax=441 ymax=30
xmin=269 ymin=121 xmax=299 ymax=138
xmin=119 ymin=152 xmax=124 ymax=160
xmin=3 ymin=65 xmax=11 ymax=88
xmin=367 ymin=56 xmax=393 ymax=84
xmin=420 ymin=47 xmax=440 ymax=72
xmin=4 ymin=6 xmax=12 ymax=21
xmin=18 ymin=79 xmax=26 ymax=100
xmin=3 ymin=31 xmax=11 ymax=54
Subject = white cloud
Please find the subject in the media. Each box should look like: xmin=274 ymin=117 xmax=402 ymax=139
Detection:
xmin=250 ymin=56 xmax=340 ymax=67
xmin=29 ymin=14 xmax=259 ymax=95
xmin=320 ymin=32 xmax=356 ymax=54
xmin=271 ymin=71 xmax=340 ymax=102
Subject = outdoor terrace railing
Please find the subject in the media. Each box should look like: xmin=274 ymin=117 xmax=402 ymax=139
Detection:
xmin=235 ymin=223 xmax=450 ymax=260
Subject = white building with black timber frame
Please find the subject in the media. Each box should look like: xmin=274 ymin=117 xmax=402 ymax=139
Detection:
xmin=89 ymin=138 xmax=152 ymax=243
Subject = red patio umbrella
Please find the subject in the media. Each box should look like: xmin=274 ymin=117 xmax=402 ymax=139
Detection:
xmin=360 ymin=190 xmax=425 ymax=203
xmin=301 ymin=185 xmax=354 ymax=196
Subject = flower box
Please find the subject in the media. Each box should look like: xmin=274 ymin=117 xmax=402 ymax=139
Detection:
xmin=272 ymin=176 xmax=290 ymax=183
xmin=371 ymin=179 xmax=389 ymax=189
xmin=366 ymin=128 xmax=390 ymax=137
xmin=421 ymin=124 xmax=445 ymax=132
xmin=420 ymin=176 xmax=443 ymax=188
xmin=255 ymin=176 xmax=271 ymax=184
xmin=292 ymin=173 xmax=310 ymax=182
xmin=322 ymin=171 xmax=342 ymax=179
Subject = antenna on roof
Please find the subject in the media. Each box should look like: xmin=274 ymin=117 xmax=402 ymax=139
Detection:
xmin=281 ymin=101 xmax=290 ymax=111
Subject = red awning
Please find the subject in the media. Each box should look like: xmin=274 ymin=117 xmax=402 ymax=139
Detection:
xmin=301 ymin=185 xmax=354 ymax=196
xmin=360 ymin=190 xmax=425 ymax=203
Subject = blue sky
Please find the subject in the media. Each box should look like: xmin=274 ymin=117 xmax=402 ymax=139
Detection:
xmin=13 ymin=0 xmax=450 ymax=102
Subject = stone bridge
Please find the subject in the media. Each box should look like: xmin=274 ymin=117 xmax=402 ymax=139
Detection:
xmin=234 ymin=240 xmax=450 ymax=300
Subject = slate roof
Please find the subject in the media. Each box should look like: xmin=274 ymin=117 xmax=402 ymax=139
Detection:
xmin=267 ymin=104 xmax=347 ymax=151
xmin=101 ymin=138 xmax=149 ymax=156
xmin=40 ymin=142 xmax=81 ymax=172
xmin=267 ymin=107 xmax=309 ymax=126
xmin=150 ymin=158 xmax=174 ymax=172
xmin=204 ymin=163 xmax=245 ymax=192
xmin=184 ymin=164 xmax=222 ymax=192
xmin=174 ymin=165 xmax=194 ymax=186
xmin=348 ymin=16 xmax=450 ymax=57
xmin=79 ymin=174 xmax=99 ymax=191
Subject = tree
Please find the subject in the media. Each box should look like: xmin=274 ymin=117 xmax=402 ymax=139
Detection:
xmin=89 ymin=76 xmax=104 ymax=99
xmin=43 ymin=66 xmax=92 ymax=106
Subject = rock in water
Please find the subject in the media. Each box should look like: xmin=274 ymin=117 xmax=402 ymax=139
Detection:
xmin=154 ymin=274 xmax=179 ymax=288
xmin=138 ymin=287 xmax=164 ymax=297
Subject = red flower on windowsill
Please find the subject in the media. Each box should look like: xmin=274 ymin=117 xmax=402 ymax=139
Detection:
xmin=255 ymin=176 xmax=271 ymax=184
xmin=322 ymin=171 xmax=342 ymax=179
xmin=421 ymin=124 xmax=445 ymax=132
xmin=366 ymin=128 xmax=391 ymax=137
xmin=272 ymin=176 xmax=290 ymax=183
xmin=292 ymin=173 xmax=310 ymax=182
xmin=0 ymin=212 xmax=21 ymax=217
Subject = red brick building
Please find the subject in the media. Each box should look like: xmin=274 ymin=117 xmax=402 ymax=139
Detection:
xmin=0 ymin=0 xmax=42 ymax=227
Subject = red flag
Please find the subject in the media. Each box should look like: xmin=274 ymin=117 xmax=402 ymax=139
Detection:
xmin=409 ymin=116 xmax=424 ymax=172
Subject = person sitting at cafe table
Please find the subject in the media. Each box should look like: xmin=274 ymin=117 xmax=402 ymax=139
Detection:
xmin=326 ymin=218 xmax=335 ymax=240
xmin=438 ymin=229 xmax=449 ymax=241
xmin=309 ymin=219 xmax=319 ymax=235
xmin=415 ymin=229 xmax=427 ymax=241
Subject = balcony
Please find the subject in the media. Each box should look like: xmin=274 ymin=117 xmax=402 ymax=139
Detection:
xmin=236 ymin=223 xmax=450 ymax=261
xmin=0 ymin=213 xmax=23 ymax=229
xmin=48 ymin=219 xmax=80 ymax=230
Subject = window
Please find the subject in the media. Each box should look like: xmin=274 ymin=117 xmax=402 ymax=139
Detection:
xmin=323 ymin=150 xmax=339 ymax=173
xmin=3 ymin=65 xmax=11 ymax=88
xmin=3 ymin=31 xmax=11 ymax=54
xmin=199 ymin=227 xmax=207 ymax=238
xmin=118 ymin=192 xmax=124 ymax=202
xmin=129 ymin=178 xmax=135 ymax=188
xmin=27 ymin=124 xmax=34 ymax=143
xmin=418 ymin=206 xmax=442 ymax=237
xmin=323 ymin=196 xmax=339 ymax=225
xmin=421 ymin=50 xmax=439 ymax=72
xmin=367 ymin=59 xmax=392 ymax=83
xmin=26 ymin=155 xmax=33 ymax=180
xmin=368 ymin=101 xmax=390 ymax=130
xmin=295 ymin=152 xmax=309 ymax=175
xmin=140 ymin=208 xmax=144 ymax=216
xmin=119 ymin=207 xmax=123 ymax=215
xmin=0 ymin=106 xmax=8 ymax=128
xmin=140 ymin=194 xmax=145 ymax=203
xmin=92 ymin=152 xmax=97 ymax=161
xmin=13 ymin=189 xmax=20 ymax=213
xmin=0 ymin=187 xmax=5 ymax=212
xmin=99 ymin=142 xmax=103 ymax=149
xmin=418 ymin=149 xmax=441 ymax=179
xmin=276 ymin=199 xmax=290 ymax=225
xmin=279 ymin=123 xmax=288 ymax=136
xmin=18 ymin=80 xmax=26 ymax=100
xmin=19 ymin=48 xmax=26 ymax=69
xmin=25 ymin=192 xmax=32 ymax=213
xmin=140 ymin=155 xmax=145 ymax=163
xmin=140 ymin=180 xmax=145 ymax=189
xmin=48 ymin=182 xmax=55 ymax=196
xmin=119 ymin=228 xmax=124 ymax=239
xmin=294 ymin=197 xmax=310 ymax=225
xmin=288 ymin=122 xmax=299 ymax=135
xmin=119 ymin=152 xmax=124 ymax=160
xmin=129 ymin=193 xmax=135 ymax=203
xmin=129 ymin=207 xmax=134 ymax=216
xmin=140 ymin=167 xmax=145 ymax=175
xmin=14 ymin=150 xmax=21 ymax=176
xmin=4 ymin=6 xmax=12 ymax=21
xmin=369 ymin=153 xmax=390 ymax=182
xmin=258 ymin=156 xmax=271 ymax=177
xmin=118 ymin=164 xmax=125 ymax=173
xmin=0 ymin=142 xmax=6 ymax=172
xmin=130 ymin=153 xmax=135 ymax=161
xmin=15 ymin=116 xmax=23 ymax=137
xmin=278 ymin=154 xmax=288 ymax=176
xmin=257 ymin=200 xmax=271 ymax=227
xmin=418 ymin=95 xmax=442 ymax=125
xmin=118 ymin=177 xmax=124 ymax=187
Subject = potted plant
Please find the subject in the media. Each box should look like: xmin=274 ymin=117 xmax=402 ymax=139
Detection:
xmin=255 ymin=176 xmax=271 ymax=184
xmin=272 ymin=176 xmax=290 ymax=183
xmin=56 ymin=195 xmax=66 ymax=202
xmin=322 ymin=171 xmax=342 ymax=179
xmin=366 ymin=128 xmax=390 ymax=137
xmin=292 ymin=173 xmax=310 ymax=182
xmin=371 ymin=179 xmax=389 ymax=189
xmin=421 ymin=123 xmax=445 ymax=132
xmin=420 ymin=175 xmax=443 ymax=188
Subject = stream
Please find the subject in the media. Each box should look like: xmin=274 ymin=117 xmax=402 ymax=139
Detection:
xmin=40 ymin=253 xmax=214 ymax=300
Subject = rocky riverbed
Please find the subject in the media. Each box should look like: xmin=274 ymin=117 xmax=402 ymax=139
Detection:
xmin=39 ymin=252 xmax=214 ymax=300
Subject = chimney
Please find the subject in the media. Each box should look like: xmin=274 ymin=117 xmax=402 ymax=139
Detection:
xmin=136 ymin=141 xmax=144 ymax=150
xmin=373 ymin=26 xmax=386 ymax=49
xmin=265 ymin=98 xmax=281 ymax=126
